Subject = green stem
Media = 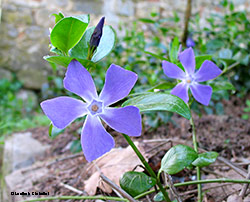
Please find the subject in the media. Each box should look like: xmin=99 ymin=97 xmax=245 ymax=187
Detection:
xmin=122 ymin=134 xmax=171 ymax=202
xmin=19 ymin=195 xmax=129 ymax=202
xmin=135 ymin=178 xmax=250 ymax=199
xmin=189 ymin=112 xmax=202 ymax=202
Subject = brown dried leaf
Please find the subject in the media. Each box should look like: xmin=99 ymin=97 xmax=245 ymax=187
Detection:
xmin=227 ymin=194 xmax=243 ymax=202
xmin=84 ymin=142 xmax=146 ymax=195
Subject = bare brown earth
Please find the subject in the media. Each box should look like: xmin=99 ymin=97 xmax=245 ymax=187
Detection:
xmin=28 ymin=96 xmax=250 ymax=202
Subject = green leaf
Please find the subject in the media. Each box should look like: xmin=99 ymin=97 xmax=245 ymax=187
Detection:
xmin=49 ymin=44 xmax=63 ymax=55
xmin=122 ymin=92 xmax=191 ymax=120
xmin=70 ymin=25 xmax=116 ymax=62
xmin=153 ymin=192 xmax=165 ymax=202
xmin=192 ymin=151 xmax=218 ymax=167
xmin=50 ymin=17 xmax=88 ymax=54
xmin=219 ymin=49 xmax=233 ymax=59
xmin=144 ymin=51 xmax=168 ymax=61
xmin=43 ymin=55 xmax=96 ymax=69
xmin=70 ymin=140 xmax=82 ymax=153
xmin=160 ymin=144 xmax=198 ymax=175
xmin=139 ymin=18 xmax=155 ymax=23
xmin=119 ymin=171 xmax=156 ymax=197
xmin=49 ymin=123 xmax=65 ymax=139
xmin=147 ymin=82 xmax=176 ymax=92
xmin=169 ymin=37 xmax=179 ymax=63
xmin=195 ymin=55 xmax=212 ymax=69
xmin=73 ymin=14 xmax=90 ymax=23
xmin=209 ymin=81 xmax=235 ymax=91
xmin=51 ymin=12 xmax=64 ymax=24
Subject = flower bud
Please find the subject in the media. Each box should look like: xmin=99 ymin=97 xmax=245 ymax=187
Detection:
xmin=89 ymin=17 xmax=105 ymax=50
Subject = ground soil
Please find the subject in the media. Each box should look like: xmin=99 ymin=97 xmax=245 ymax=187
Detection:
xmin=27 ymin=95 xmax=250 ymax=202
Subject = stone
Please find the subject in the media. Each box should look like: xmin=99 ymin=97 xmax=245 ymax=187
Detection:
xmin=72 ymin=0 xmax=104 ymax=14
xmin=17 ymin=63 xmax=48 ymax=90
xmin=114 ymin=0 xmax=135 ymax=16
xmin=4 ymin=163 xmax=49 ymax=202
xmin=3 ymin=132 xmax=49 ymax=174
xmin=0 ymin=68 xmax=12 ymax=81
xmin=34 ymin=9 xmax=53 ymax=27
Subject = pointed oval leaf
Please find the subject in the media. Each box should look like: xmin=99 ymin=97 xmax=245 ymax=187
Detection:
xmin=160 ymin=144 xmax=198 ymax=175
xmin=69 ymin=25 xmax=116 ymax=62
xmin=43 ymin=55 xmax=96 ymax=69
xmin=119 ymin=171 xmax=156 ymax=197
xmin=208 ymin=81 xmax=235 ymax=91
xmin=50 ymin=17 xmax=88 ymax=54
xmin=122 ymin=92 xmax=191 ymax=120
xmin=49 ymin=123 xmax=65 ymax=140
xmin=192 ymin=151 xmax=218 ymax=167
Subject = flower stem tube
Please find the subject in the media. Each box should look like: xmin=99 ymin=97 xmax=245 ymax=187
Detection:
xmin=122 ymin=134 xmax=171 ymax=202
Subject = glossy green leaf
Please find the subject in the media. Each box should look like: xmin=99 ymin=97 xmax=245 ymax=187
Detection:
xmin=49 ymin=44 xmax=63 ymax=55
xmin=160 ymin=144 xmax=198 ymax=175
xmin=192 ymin=151 xmax=218 ymax=167
xmin=43 ymin=55 xmax=96 ymax=69
xmin=119 ymin=171 xmax=156 ymax=197
xmin=144 ymin=51 xmax=168 ymax=61
xmin=73 ymin=14 xmax=90 ymax=23
xmin=169 ymin=37 xmax=179 ymax=63
xmin=209 ymin=81 xmax=235 ymax=91
xmin=70 ymin=25 xmax=116 ymax=62
xmin=153 ymin=192 xmax=165 ymax=202
xmin=49 ymin=123 xmax=65 ymax=139
xmin=122 ymin=92 xmax=191 ymax=120
xmin=147 ymin=82 xmax=176 ymax=92
xmin=195 ymin=55 xmax=212 ymax=69
xmin=51 ymin=12 xmax=64 ymax=24
xmin=50 ymin=17 xmax=88 ymax=54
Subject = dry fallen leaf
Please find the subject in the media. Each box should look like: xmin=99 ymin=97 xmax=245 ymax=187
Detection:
xmin=84 ymin=142 xmax=146 ymax=195
xmin=227 ymin=194 xmax=243 ymax=202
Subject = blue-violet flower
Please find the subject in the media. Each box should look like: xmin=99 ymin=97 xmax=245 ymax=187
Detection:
xmin=162 ymin=47 xmax=222 ymax=105
xmin=41 ymin=60 xmax=142 ymax=162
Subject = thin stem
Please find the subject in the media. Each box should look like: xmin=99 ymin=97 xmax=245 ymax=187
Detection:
xmin=134 ymin=178 xmax=250 ymax=199
xmin=189 ymin=113 xmax=202 ymax=202
xmin=122 ymin=134 xmax=171 ymax=202
xmin=19 ymin=195 xmax=129 ymax=202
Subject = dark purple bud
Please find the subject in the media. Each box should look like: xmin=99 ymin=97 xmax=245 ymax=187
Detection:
xmin=89 ymin=17 xmax=105 ymax=49
xmin=186 ymin=37 xmax=195 ymax=48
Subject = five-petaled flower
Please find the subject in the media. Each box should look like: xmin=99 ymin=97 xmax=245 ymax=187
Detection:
xmin=162 ymin=47 xmax=222 ymax=105
xmin=41 ymin=60 xmax=142 ymax=162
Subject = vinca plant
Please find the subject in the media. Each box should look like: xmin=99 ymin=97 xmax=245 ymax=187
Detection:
xmin=34 ymin=12 xmax=250 ymax=202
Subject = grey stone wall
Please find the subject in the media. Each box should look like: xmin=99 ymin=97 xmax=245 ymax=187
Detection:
xmin=0 ymin=0 xmax=249 ymax=90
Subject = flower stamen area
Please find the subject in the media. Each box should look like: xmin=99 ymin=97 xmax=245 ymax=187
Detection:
xmin=88 ymin=99 xmax=103 ymax=115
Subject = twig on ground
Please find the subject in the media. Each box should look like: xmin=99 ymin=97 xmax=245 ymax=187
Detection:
xmin=46 ymin=153 xmax=83 ymax=167
xmin=218 ymin=156 xmax=247 ymax=178
xmin=201 ymin=168 xmax=225 ymax=178
xmin=164 ymin=173 xmax=182 ymax=202
xmin=239 ymin=165 xmax=250 ymax=198
xmin=93 ymin=163 xmax=137 ymax=202
xmin=59 ymin=182 xmax=87 ymax=195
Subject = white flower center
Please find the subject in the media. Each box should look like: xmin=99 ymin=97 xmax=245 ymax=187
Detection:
xmin=87 ymin=99 xmax=103 ymax=116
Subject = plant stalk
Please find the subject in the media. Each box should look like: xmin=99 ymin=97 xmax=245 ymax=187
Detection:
xmin=122 ymin=134 xmax=171 ymax=202
xmin=19 ymin=195 xmax=129 ymax=202
xmin=135 ymin=178 xmax=250 ymax=199
xmin=190 ymin=113 xmax=202 ymax=202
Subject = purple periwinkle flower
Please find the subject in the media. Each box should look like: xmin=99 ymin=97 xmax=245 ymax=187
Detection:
xmin=41 ymin=60 xmax=142 ymax=162
xmin=186 ymin=37 xmax=195 ymax=48
xmin=162 ymin=48 xmax=222 ymax=106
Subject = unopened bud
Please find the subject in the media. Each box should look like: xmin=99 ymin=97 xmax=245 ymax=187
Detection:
xmin=89 ymin=17 xmax=105 ymax=49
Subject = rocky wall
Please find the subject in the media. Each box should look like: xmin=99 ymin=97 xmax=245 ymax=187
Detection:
xmin=0 ymin=0 xmax=249 ymax=90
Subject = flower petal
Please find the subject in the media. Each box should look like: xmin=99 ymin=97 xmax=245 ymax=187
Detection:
xmin=81 ymin=115 xmax=115 ymax=162
xmin=99 ymin=64 xmax=137 ymax=106
xmin=100 ymin=106 xmax=142 ymax=137
xmin=194 ymin=60 xmax=222 ymax=82
xmin=171 ymin=82 xmax=189 ymax=103
xmin=41 ymin=96 xmax=87 ymax=129
xmin=179 ymin=47 xmax=195 ymax=75
xmin=162 ymin=60 xmax=186 ymax=79
xmin=64 ymin=59 xmax=97 ymax=102
xmin=190 ymin=83 xmax=212 ymax=106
